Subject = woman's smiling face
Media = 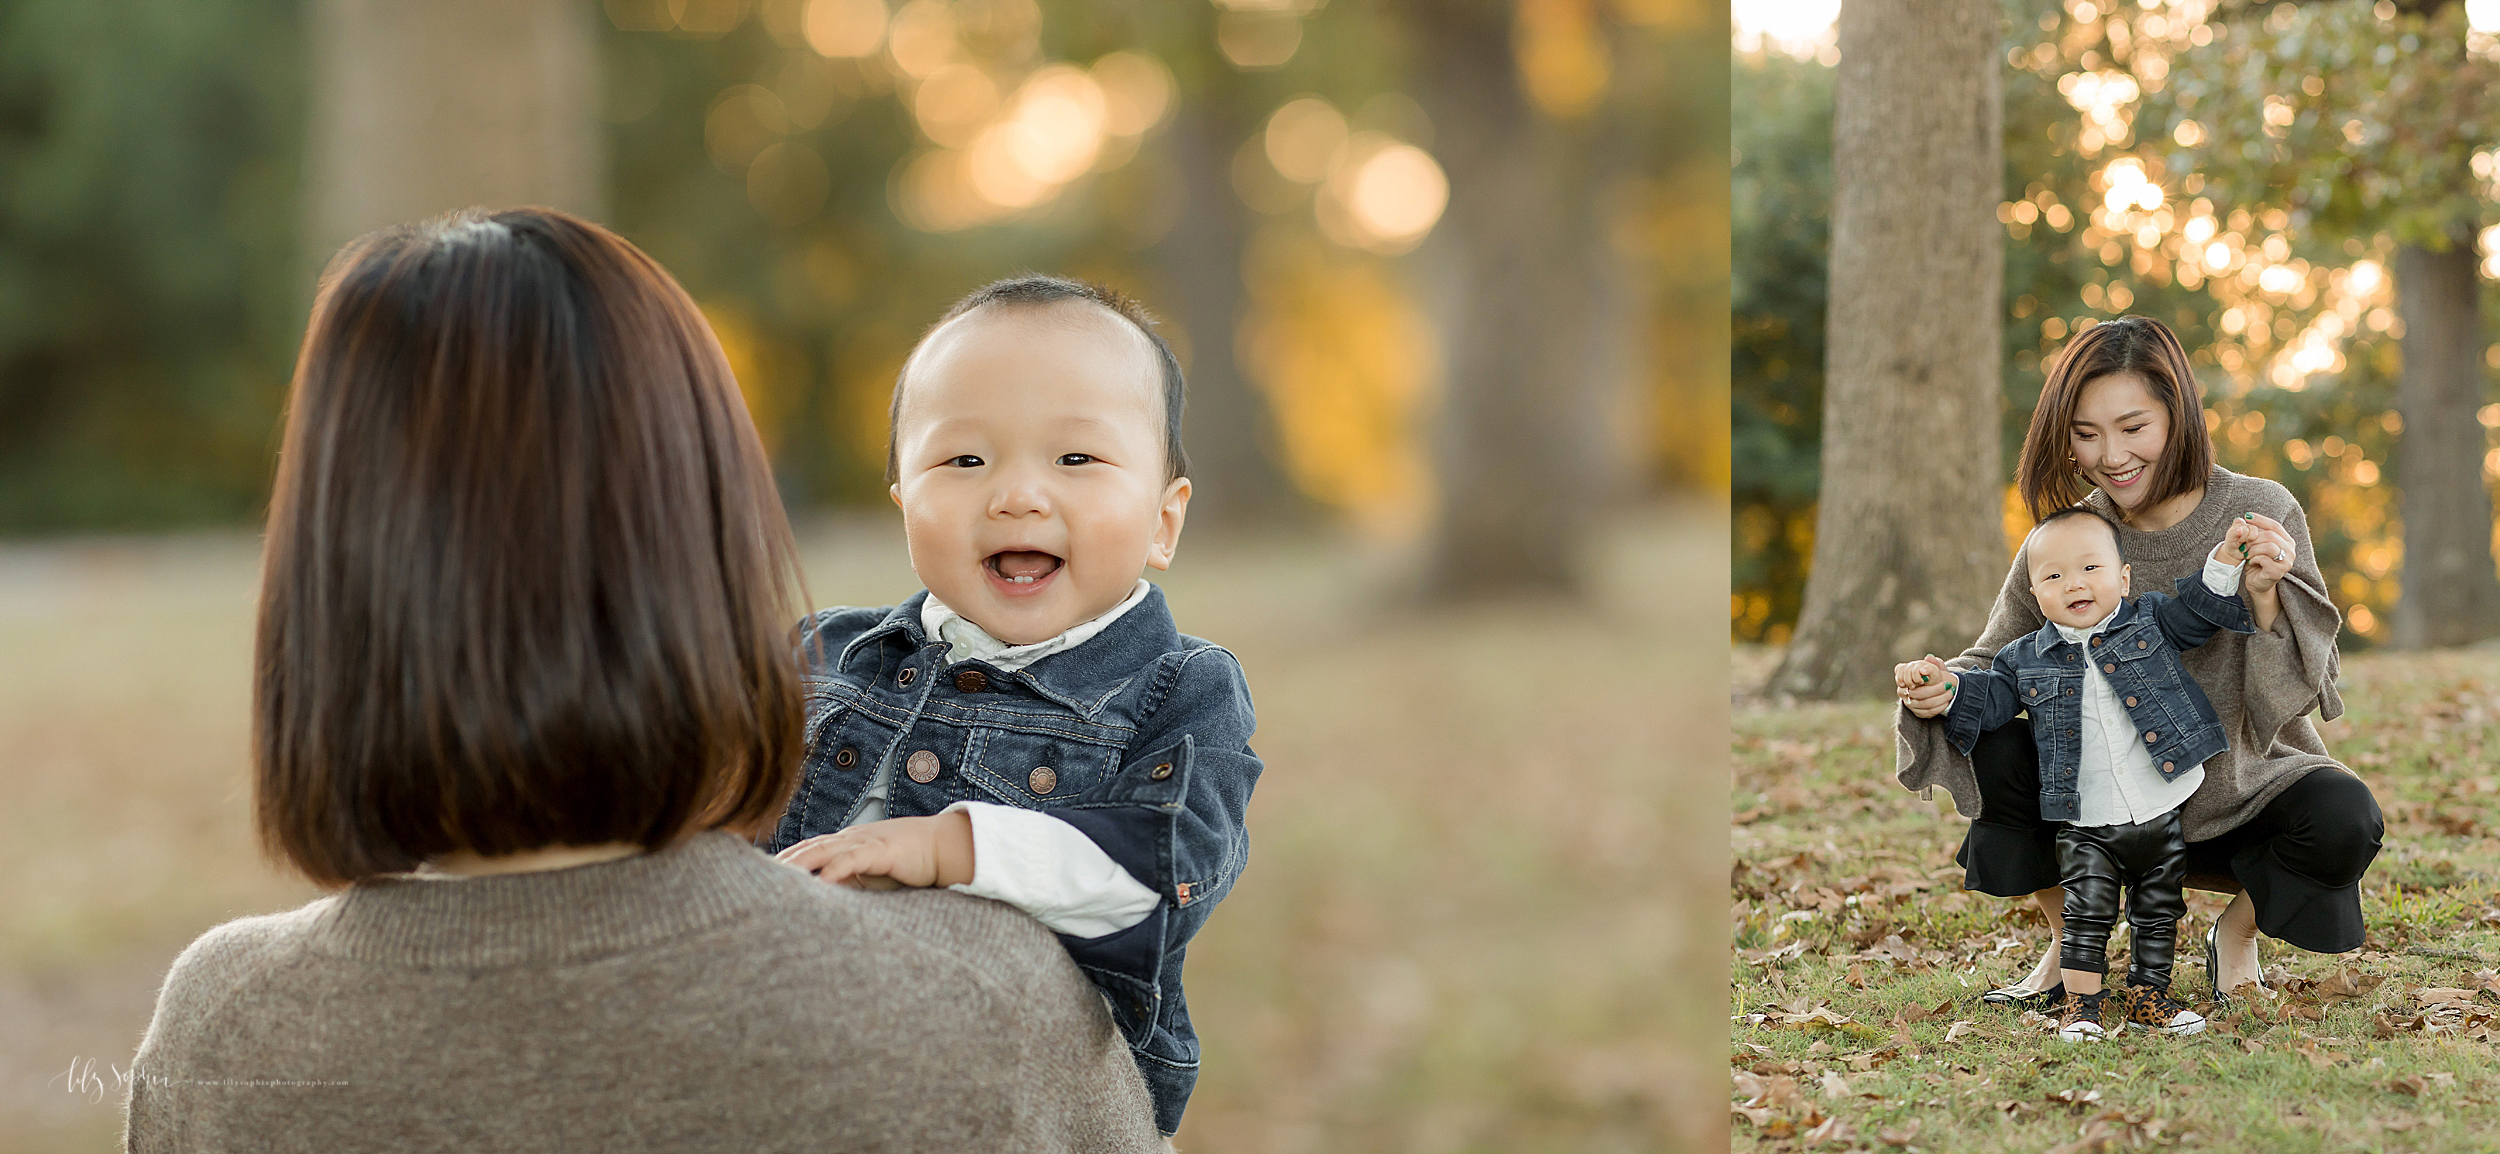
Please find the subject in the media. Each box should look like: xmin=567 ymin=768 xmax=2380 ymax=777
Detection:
xmin=2069 ymin=372 xmax=2171 ymax=513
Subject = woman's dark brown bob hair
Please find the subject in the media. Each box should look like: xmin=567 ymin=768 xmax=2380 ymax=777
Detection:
xmin=256 ymin=207 xmax=803 ymax=885
xmin=2016 ymin=314 xmax=2214 ymax=521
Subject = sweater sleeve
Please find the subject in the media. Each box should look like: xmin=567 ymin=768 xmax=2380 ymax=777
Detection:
xmin=1895 ymin=546 xmax=2046 ymax=819
xmin=2240 ymin=491 xmax=2345 ymax=736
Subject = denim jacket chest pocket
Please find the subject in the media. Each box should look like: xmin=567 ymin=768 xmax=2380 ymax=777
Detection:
xmin=2104 ymin=625 xmax=2178 ymax=686
xmin=2017 ymin=667 xmax=2078 ymax=759
xmin=941 ymin=697 xmax=1129 ymax=806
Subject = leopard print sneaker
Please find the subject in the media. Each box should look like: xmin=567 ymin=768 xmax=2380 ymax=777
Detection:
xmin=2120 ymin=984 xmax=2206 ymax=1036
xmin=2053 ymin=989 xmax=2108 ymax=1042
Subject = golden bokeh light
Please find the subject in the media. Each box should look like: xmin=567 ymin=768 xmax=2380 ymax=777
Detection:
xmin=1515 ymin=0 xmax=1610 ymax=118
xmin=912 ymin=63 xmax=999 ymax=148
xmin=966 ymin=127 xmax=1051 ymax=207
xmin=998 ymin=66 xmax=1108 ymax=184
xmin=802 ymin=0 xmax=888 ymax=57
xmin=1315 ymin=135 xmax=1448 ymax=256
xmin=885 ymin=0 xmax=956 ymax=77
xmin=889 ymin=53 xmax=1161 ymax=233
xmin=1217 ymin=10 xmax=1303 ymax=69
xmin=1730 ymin=0 xmax=1839 ymax=60
xmin=706 ymin=85 xmax=792 ymax=174
xmin=1264 ymin=98 xmax=1348 ymax=185
xmin=891 ymin=148 xmax=995 ymax=231
xmin=1091 ymin=52 xmax=1174 ymax=138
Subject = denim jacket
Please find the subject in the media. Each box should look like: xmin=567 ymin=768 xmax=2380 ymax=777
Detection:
xmin=764 ymin=585 xmax=1259 ymax=1135
xmin=1942 ymin=576 xmax=2254 ymax=823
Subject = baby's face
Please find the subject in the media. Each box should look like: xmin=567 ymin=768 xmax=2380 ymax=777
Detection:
xmin=2026 ymin=517 xmax=2131 ymax=630
xmin=890 ymin=303 xmax=1188 ymax=646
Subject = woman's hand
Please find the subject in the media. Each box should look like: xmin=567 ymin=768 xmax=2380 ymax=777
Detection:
xmin=2231 ymin=512 xmax=2295 ymax=595
xmin=776 ymin=810 xmax=976 ymax=890
xmin=1894 ymin=654 xmax=1957 ymax=718
xmin=2212 ymin=511 xmax=2291 ymax=632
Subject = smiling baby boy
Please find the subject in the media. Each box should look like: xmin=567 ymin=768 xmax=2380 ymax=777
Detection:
xmin=767 ymin=276 xmax=1261 ymax=1137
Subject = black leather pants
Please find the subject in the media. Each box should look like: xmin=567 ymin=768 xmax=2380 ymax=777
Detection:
xmin=2057 ymin=810 xmax=2189 ymax=990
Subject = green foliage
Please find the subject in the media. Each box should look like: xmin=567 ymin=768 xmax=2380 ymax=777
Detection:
xmin=0 ymin=0 xmax=305 ymax=532
xmin=2144 ymin=0 xmax=2498 ymax=249
xmin=1730 ymin=52 xmax=1828 ymax=643
xmin=1734 ymin=0 xmax=2437 ymax=649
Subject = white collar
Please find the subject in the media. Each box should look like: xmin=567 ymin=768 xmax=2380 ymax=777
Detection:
xmin=2052 ymin=602 xmax=2124 ymax=646
xmin=919 ymin=579 xmax=1153 ymax=672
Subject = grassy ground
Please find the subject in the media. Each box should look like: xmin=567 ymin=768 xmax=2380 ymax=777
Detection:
xmin=1733 ymin=643 xmax=2500 ymax=1152
xmin=0 ymin=505 xmax=1722 ymax=1154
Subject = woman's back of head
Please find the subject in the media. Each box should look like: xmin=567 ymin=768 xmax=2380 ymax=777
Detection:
xmin=256 ymin=207 xmax=802 ymax=885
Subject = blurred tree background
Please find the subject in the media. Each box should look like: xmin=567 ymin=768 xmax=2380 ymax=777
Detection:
xmin=0 ymin=5 xmax=1729 ymax=1150
xmin=1735 ymin=0 xmax=2500 ymax=655
xmin=0 ymin=0 xmax=1724 ymax=575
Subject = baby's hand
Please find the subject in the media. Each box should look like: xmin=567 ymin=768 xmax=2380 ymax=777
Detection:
xmin=2213 ymin=515 xmax=2263 ymax=566
xmin=1894 ymin=654 xmax=1957 ymax=718
xmin=776 ymin=810 xmax=976 ymax=890
xmin=2213 ymin=512 xmax=2293 ymax=595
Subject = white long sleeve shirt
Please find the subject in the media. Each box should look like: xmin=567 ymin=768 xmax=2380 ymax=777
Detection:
xmin=842 ymin=581 xmax=1162 ymax=939
xmin=2054 ymin=554 xmax=2246 ymax=828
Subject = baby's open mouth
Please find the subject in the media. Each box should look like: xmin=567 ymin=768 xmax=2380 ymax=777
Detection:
xmin=986 ymin=550 xmax=1063 ymax=586
xmin=2067 ymin=597 xmax=2096 ymax=613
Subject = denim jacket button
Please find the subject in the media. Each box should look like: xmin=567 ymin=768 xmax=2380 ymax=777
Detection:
xmin=897 ymin=667 xmax=916 ymax=687
xmin=1149 ymin=762 xmax=1174 ymax=781
xmin=2163 ymin=760 xmax=2175 ymax=772
xmin=2144 ymin=731 xmax=2158 ymax=744
xmin=2125 ymin=696 xmax=2137 ymax=707
xmin=834 ymin=746 xmax=859 ymax=769
xmin=2102 ymin=663 xmax=2116 ymax=673
xmin=2137 ymin=640 xmax=2147 ymax=649
xmin=954 ymin=669 xmax=989 ymax=693
xmin=2065 ymin=688 xmax=2075 ymax=696
xmin=1029 ymin=765 xmax=1057 ymax=794
xmin=906 ymin=749 xmax=941 ymax=783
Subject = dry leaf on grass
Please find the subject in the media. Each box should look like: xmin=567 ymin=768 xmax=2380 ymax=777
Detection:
xmin=2046 ymin=1108 xmax=2175 ymax=1154
xmin=1877 ymin=1117 xmax=1921 ymax=1147
xmin=1942 ymin=1019 xmax=1977 ymax=1043
xmin=1737 ymin=940 xmax=1809 ymax=965
xmin=2385 ymin=1072 xmax=2458 ymax=1096
xmin=2046 ymin=1087 xmax=2104 ymax=1109
xmin=1800 ymin=1114 xmax=1854 ymax=1147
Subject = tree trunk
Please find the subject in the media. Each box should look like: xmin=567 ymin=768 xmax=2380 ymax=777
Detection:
xmin=1407 ymin=4 xmax=1619 ymax=597
xmin=304 ymin=0 xmax=604 ymax=261
xmin=2389 ymin=232 xmax=2500 ymax=648
xmin=1767 ymin=0 xmax=2005 ymax=701
xmin=1155 ymin=101 xmax=1306 ymax=528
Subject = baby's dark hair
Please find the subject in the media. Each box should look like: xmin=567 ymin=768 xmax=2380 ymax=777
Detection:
xmin=2031 ymin=505 xmax=2126 ymax=565
xmin=885 ymin=274 xmax=1189 ymax=484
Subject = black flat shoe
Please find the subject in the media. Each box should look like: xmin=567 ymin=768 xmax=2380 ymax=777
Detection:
xmin=2205 ymin=920 xmax=2227 ymax=1009
xmin=2207 ymin=920 xmax=2267 ymax=1008
xmin=1981 ymin=981 xmax=2065 ymax=1010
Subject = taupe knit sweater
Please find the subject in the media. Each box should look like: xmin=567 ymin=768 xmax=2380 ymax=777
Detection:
xmin=123 ymin=832 xmax=1161 ymax=1153
xmin=1897 ymin=466 xmax=2353 ymax=842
